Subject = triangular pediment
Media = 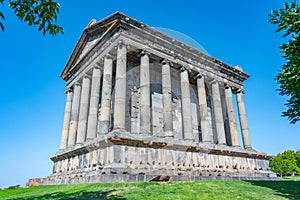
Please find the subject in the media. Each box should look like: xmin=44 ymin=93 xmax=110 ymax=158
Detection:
xmin=61 ymin=12 xmax=143 ymax=80
xmin=61 ymin=12 xmax=250 ymax=85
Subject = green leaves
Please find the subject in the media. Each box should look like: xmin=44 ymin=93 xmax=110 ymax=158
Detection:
xmin=269 ymin=1 xmax=300 ymax=124
xmin=9 ymin=0 xmax=63 ymax=36
xmin=0 ymin=0 xmax=4 ymax=31
xmin=0 ymin=0 xmax=63 ymax=36
xmin=270 ymin=150 xmax=300 ymax=176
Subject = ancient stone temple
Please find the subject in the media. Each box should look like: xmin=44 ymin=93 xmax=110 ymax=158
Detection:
xmin=28 ymin=12 xmax=277 ymax=185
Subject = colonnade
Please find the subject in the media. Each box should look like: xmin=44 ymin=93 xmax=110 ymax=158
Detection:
xmin=59 ymin=43 xmax=252 ymax=151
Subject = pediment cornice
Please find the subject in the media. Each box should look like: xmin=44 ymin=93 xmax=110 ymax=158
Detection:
xmin=61 ymin=12 xmax=250 ymax=87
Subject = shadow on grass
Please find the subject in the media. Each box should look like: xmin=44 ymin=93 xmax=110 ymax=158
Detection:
xmin=247 ymin=180 xmax=300 ymax=200
xmin=9 ymin=190 xmax=127 ymax=200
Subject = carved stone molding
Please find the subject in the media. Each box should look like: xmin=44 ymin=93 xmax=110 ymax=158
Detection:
xmin=161 ymin=58 xmax=173 ymax=66
xmin=104 ymin=53 xmax=114 ymax=61
xmin=75 ymin=81 xmax=82 ymax=86
xmin=192 ymin=72 xmax=204 ymax=80
xmin=64 ymin=88 xmax=73 ymax=94
xmin=236 ymin=88 xmax=246 ymax=94
xmin=138 ymin=49 xmax=151 ymax=58
xmin=83 ymin=74 xmax=92 ymax=80
xmin=93 ymin=63 xmax=103 ymax=70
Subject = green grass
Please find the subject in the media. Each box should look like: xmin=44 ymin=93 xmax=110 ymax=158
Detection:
xmin=0 ymin=180 xmax=299 ymax=200
xmin=282 ymin=176 xmax=300 ymax=181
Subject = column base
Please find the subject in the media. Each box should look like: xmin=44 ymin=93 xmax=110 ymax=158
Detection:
xmin=245 ymin=146 xmax=253 ymax=151
xmin=164 ymin=131 xmax=174 ymax=138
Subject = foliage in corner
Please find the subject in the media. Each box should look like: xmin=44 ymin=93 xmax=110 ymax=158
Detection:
xmin=269 ymin=1 xmax=300 ymax=124
xmin=0 ymin=0 xmax=4 ymax=31
xmin=269 ymin=150 xmax=300 ymax=177
xmin=1 ymin=0 xmax=63 ymax=36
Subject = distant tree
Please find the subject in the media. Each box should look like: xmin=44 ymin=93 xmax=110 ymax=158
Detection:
xmin=269 ymin=150 xmax=300 ymax=177
xmin=5 ymin=185 xmax=20 ymax=190
xmin=0 ymin=0 xmax=63 ymax=36
xmin=269 ymin=156 xmax=290 ymax=177
xmin=269 ymin=1 xmax=300 ymax=124
xmin=295 ymin=150 xmax=300 ymax=168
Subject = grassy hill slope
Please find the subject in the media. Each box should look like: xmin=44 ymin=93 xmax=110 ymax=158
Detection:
xmin=0 ymin=180 xmax=299 ymax=200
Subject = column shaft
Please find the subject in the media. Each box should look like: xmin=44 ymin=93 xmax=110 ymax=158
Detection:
xmin=86 ymin=67 xmax=102 ymax=139
xmin=99 ymin=56 xmax=113 ymax=134
xmin=113 ymin=43 xmax=127 ymax=130
xmin=162 ymin=60 xmax=173 ymax=137
xmin=196 ymin=76 xmax=213 ymax=144
xmin=60 ymin=89 xmax=73 ymax=149
xmin=68 ymin=83 xmax=81 ymax=146
xmin=76 ymin=76 xmax=91 ymax=144
xmin=211 ymin=81 xmax=226 ymax=145
xmin=140 ymin=51 xmax=151 ymax=134
xmin=180 ymin=68 xmax=193 ymax=140
xmin=236 ymin=92 xmax=252 ymax=149
xmin=225 ymin=86 xmax=240 ymax=147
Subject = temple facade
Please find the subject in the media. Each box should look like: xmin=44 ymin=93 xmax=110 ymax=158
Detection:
xmin=28 ymin=12 xmax=276 ymax=185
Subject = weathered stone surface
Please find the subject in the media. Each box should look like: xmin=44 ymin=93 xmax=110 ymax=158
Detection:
xmin=210 ymin=81 xmax=226 ymax=145
xmin=67 ymin=82 xmax=81 ymax=147
xmin=196 ymin=75 xmax=213 ymax=144
xmin=28 ymin=138 xmax=278 ymax=186
xmin=76 ymin=76 xmax=91 ymax=144
xmin=28 ymin=12 xmax=277 ymax=186
xmin=113 ymin=43 xmax=127 ymax=130
xmin=180 ymin=68 xmax=193 ymax=140
xmin=87 ymin=67 xmax=102 ymax=139
xmin=237 ymin=92 xmax=252 ymax=149
xmin=98 ymin=56 xmax=113 ymax=135
xmin=140 ymin=51 xmax=151 ymax=134
xmin=161 ymin=60 xmax=174 ymax=137
xmin=60 ymin=89 xmax=73 ymax=150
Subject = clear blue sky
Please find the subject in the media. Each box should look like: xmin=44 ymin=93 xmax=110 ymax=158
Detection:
xmin=0 ymin=0 xmax=299 ymax=188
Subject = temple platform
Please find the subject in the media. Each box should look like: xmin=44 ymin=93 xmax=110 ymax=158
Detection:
xmin=27 ymin=131 xmax=277 ymax=186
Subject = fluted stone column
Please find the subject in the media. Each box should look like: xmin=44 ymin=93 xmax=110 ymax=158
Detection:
xmin=86 ymin=66 xmax=102 ymax=139
xmin=113 ymin=42 xmax=127 ymax=130
xmin=68 ymin=82 xmax=81 ymax=146
xmin=161 ymin=59 xmax=173 ymax=137
xmin=140 ymin=50 xmax=151 ymax=134
xmin=60 ymin=88 xmax=73 ymax=150
xmin=236 ymin=91 xmax=252 ymax=149
xmin=211 ymin=80 xmax=226 ymax=145
xmin=76 ymin=75 xmax=91 ymax=144
xmin=99 ymin=56 xmax=113 ymax=134
xmin=225 ymin=86 xmax=240 ymax=147
xmin=196 ymin=75 xmax=213 ymax=144
xmin=180 ymin=67 xmax=193 ymax=140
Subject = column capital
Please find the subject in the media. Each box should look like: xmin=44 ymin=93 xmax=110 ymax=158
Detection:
xmin=104 ymin=53 xmax=114 ymax=60
xmin=224 ymin=84 xmax=232 ymax=89
xmin=236 ymin=88 xmax=246 ymax=94
xmin=114 ymin=39 xmax=124 ymax=49
xmin=93 ymin=63 xmax=103 ymax=70
xmin=117 ymin=39 xmax=124 ymax=47
xmin=180 ymin=66 xmax=187 ymax=72
xmin=138 ymin=50 xmax=151 ymax=58
xmin=75 ymin=81 xmax=81 ymax=86
xmin=64 ymin=88 xmax=73 ymax=94
xmin=179 ymin=65 xmax=190 ymax=72
xmin=115 ymin=39 xmax=130 ymax=50
xmin=161 ymin=58 xmax=173 ymax=66
xmin=83 ymin=74 xmax=92 ymax=80
xmin=193 ymin=72 xmax=204 ymax=80
xmin=208 ymin=79 xmax=218 ymax=85
xmin=224 ymin=84 xmax=241 ymax=91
